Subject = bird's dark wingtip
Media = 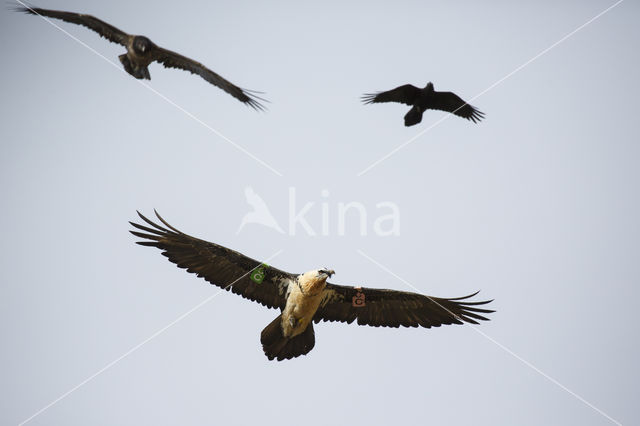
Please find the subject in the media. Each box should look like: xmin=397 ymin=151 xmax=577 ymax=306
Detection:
xmin=153 ymin=209 xmax=183 ymax=234
xmin=246 ymin=97 xmax=268 ymax=112
xmin=238 ymin=87 xmax=269 ymax=112
xmin=153 ymin=209 xmax=168 ymax=225
xmin=360 ymin=93 xmax=378 ymax=104
xmin=242 ymin=88 xmax=267 ymax=95
xmin=136 ymin=210 xmax=149 ymax=222
xmin=247 ymin=99 xmax=267 ymax=112
xmin=470 ymin=107 xmax=485 ymax=123
xmin=10 ymin=4 xmax=34 ymax=14
xmin=448 ymin=290 xmax=480 ymax=300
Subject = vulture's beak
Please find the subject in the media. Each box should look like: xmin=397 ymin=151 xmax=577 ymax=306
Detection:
xmin=320 ymin=269 xmax=335 ymax=278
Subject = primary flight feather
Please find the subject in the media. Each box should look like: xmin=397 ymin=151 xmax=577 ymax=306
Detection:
xmin=130 ymin=211 xmax=494 ymax=361
xmin=15 ymin=5 xmax=266 ymax=110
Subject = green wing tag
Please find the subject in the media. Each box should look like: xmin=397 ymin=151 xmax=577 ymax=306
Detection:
xmin=250 ymin=263 xmax=269 ymax=284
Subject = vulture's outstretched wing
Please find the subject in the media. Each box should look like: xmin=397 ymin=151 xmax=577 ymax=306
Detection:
xmin=152 ymin=47 xmax=266 ymax=110
xmin=361 ymin=84 xmax=421 ymax=106
xmin=16 ymin=6 xmax=129 ymax=46
xmin=314 ymin=283 xmax=493 ymax=328
xmin=130 ymin=211 xmax=294 ymax=309
xmin=429 ymin=91 xmax=485 ymax=123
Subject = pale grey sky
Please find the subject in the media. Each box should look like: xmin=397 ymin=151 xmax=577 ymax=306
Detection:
xmin=1 ymin=0 xmax=638 ymax=425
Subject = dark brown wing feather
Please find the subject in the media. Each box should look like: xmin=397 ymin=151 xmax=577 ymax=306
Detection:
xmin=16 ymin=6 xmax=129 ymax=46
xmin=130 ymin=211 xmax=294 ymax=309
xmin=152 ymin=47 xmax=266 ymax=110
xmin=428 ymin=91 xmax=485 ymax=123
xmin=314 ymin=283 xmax=493 ymax=328
xmin=361 ymin=84 xmax=421 ymax=106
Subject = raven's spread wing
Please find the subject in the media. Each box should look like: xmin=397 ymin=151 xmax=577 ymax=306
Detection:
xmin=130 ymin=211 xmax=294 ymax=309
xmin=361 ymin=84 xmax=421 ymax=106
xmin=314 ymin=283 xmax=493 ymax=328
xmin=428 ymin=91 xmax=485 ymax=123
xmin=16 ymin=6 xmax=129 ymax=46
xmin=152 ymin=47 xmax=266 ymax=110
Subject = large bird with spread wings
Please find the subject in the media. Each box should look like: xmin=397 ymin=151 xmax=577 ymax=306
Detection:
xmin=130 ymin=211 xmax=494 ymax=361
xmin=362 ymin=82 xmax=484 ymax=126
xmin=16 ymin=6 xmax=266 ymax=110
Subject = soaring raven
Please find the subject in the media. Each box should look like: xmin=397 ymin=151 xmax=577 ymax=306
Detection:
xmin=362 ymin=82 xmax=484 ymax=126
xmin=16 ymin=6 xmax=266 ymax=110
xmin=130 ymin=210 xmax=494 ymax=361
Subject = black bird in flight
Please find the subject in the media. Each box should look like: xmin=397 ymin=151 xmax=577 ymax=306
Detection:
xmin=362 ymin=82 xmax=484 ymax=126
xmin=130 ymin=210 xmax=494 ymax=361
xmin=15 ymin=6 xmax=266 ymax=110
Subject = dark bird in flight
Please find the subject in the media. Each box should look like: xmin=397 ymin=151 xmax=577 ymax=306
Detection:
xmin=15 ymin=6 xmax=266 ymax=110
xmin=362 ymin=82 xmax=484 ymax=126
xmin=130 ymin=211 xmax=494 ymax=361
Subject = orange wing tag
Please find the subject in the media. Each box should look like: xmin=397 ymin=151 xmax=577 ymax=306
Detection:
xmin=352 ymin=287 xmax=366 ymax=307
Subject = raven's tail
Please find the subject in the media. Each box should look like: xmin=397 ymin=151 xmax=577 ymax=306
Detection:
xmin=260 ymin=315 xmax=315 ymax=361
xmin=404 ymin=105 xmax=423 ymax=126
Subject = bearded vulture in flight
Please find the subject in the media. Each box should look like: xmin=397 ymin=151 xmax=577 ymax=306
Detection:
xmin=15 ymin=6 xmax=266 ymax=110
xmin=130 ymin=211 xmax=494 ymax=361
xmin=362 ymin=82 xmax=484 ymax=126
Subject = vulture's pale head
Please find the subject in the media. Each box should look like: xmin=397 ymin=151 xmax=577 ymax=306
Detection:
xmin=297 ymin=269 xmax=334 ymax=294
xmin=298 ymin=268 xmax=334 ymax=283
xmin=304 ymin=268 xmax=334 ymax=279
xmin=317 ymin=268 xmax=335 ymax=279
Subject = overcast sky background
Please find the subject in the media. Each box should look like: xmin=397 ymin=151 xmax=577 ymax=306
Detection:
xmin=1 ymin=0 xmax=638 ymax=425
